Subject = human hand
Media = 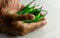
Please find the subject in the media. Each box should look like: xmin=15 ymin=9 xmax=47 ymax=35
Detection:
xmin=0 ymin=0 xmax=47 ymax=36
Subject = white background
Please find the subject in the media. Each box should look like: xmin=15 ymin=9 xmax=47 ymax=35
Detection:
xmin=0 ymin=0 xmax=60 ymax=38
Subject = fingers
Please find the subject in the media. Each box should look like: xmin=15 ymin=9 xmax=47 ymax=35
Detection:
xmin=15 ymin=14 xmax=35 ymax=21
xmin=16 ymin=14 xmax=35 ymax=21
xmin=2 ymin=14 xmax=35 ymax=22
xmin=19 ymin=14 xmax=35 ymax=20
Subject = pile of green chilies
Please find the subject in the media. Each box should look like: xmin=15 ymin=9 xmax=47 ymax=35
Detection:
xmin=17 ymin=0 xmax=48 ymax=23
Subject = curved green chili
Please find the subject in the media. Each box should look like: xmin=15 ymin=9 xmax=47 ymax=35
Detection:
xmin=17 ymin=0 xmax=35 ymax=14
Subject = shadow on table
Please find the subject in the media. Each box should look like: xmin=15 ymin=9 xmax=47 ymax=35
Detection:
xmin=0 ymin=28 xmax=45 ymax=38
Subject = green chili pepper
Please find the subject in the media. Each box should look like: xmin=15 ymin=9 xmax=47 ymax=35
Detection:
xmin=17 ymin=0 xmax=35 ymax=14
xmin=23 ymin=10 xmax=48 ymax=23
xmin=34 ymin=15 xmax=44 ymax=22
xmin=29 ymin=9 xmax=41 ymax=19
xmin=34 ymin=10 xmax=48 ymax=22
xmin=24 ymin=5 xmax=35 ymax=14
